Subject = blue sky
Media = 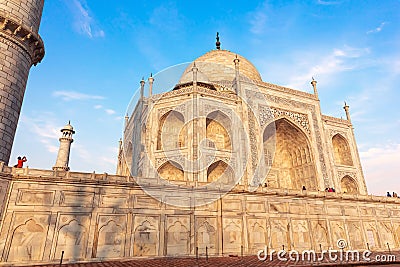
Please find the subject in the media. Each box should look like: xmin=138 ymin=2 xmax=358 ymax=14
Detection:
xmin=10 ymin=0 xmax=400 ymax=195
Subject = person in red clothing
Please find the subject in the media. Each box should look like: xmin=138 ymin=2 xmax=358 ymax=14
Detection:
xmin=14 ymin=156 xmax=27 ymax=168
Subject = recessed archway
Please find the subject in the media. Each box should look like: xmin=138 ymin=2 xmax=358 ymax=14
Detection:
xmin=158 ymin=161 xmax=184 ymax=181
xmin=332 ymin=134 xmax=353 ymax=166
xmin=263 ymin=118 xmax=317 ymax=190
xmin=206 ymin=111 xmax=231 ymax=150
xmin=207 ymin=160 xmax=234 ymax=183
xmin=157 ymin=111 xmax=185 ymax=150
xmin=340 ymin=175 xmax=358 ymax=194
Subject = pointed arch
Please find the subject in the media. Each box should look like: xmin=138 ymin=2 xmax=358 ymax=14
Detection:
xmin=263 ymin=118 xmax=318 ymax=190
xmin=206 ymin=111 xmax=231 ymax=150
xmin=8 ymin=219 xmax=46 ymax=261
xmin=332 ymin=134 xmax=353 ymax=166
xmin=158 ymin=161 xmax=184 ymax=181
xmin=157 ymin=110 xmax=185 ymax=150
xmin=340 ymin=175 xmax=358 ymax=194
xmin=207 ymin=160 xmax=233 ymax=183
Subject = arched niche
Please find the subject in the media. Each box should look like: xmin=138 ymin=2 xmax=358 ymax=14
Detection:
xmin=206 ymin=111 xmax=231 ymax=150
xmin=263 ymin=118 xmax=318 ymax=190
xmin=158 ymin=161 xmax=184 ymax=181
xmin=340 ymin=175 xmax=358 ymax=194
xmin=207 ymin=160 xmax=234 ymax=183
xmin=332 ymin=134 xmax=353 ymax=166
xmin=157 ymin=110 xmax=185 ymax=150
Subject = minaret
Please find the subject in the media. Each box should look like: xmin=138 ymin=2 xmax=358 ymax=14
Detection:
xmin=0 ymin=1 xmax=45 ymax=164
xmin=343 ymin=102 xmax=351 ymax=123
xmin=140 ymin=77 xmax=145 ymax=99
xmin=53 ymin=122 xmax=75 ymax=171
xmin=233 ymin=55 xmax=241 ymax=95
xmin=148 ymin=73 xmax=154 ymax=97
xmin=311 ymin=77 xmax=318 ymax=98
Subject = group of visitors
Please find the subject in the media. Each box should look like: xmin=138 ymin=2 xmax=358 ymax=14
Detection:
xmin=325 ymin=187 xmax=336 ymax=192
xmin=387 ymin=192 xmax=399 ymax=198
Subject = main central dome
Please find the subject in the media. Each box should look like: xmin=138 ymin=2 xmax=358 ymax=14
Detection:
xmin=179 ymin=49 xmax=263 ymax=85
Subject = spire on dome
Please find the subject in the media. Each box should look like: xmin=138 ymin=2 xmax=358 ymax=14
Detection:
xmin=216 ymin=32 xmax=221 ymax=50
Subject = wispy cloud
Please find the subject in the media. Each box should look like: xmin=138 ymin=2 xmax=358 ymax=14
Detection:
xmin=20 ymin=114 xmax=61 ymax=154
xmin=105 ymin=109 xmax=116 ymax=115
xmin=360 ymin=143 xmax=400 ymax=195
xmin=316 ymin=0 xmax=342 ymax=5
xmin=53 ymin=90 xmax=104 ymax=101
xmin=94 ymin=104 xmax=103 ymax=109
xmin=66 ymin=0 xmax=105 ymax=38
xmin=249 ymin=1 xmax=269 ymax=35
xmin=285 ymin=46 xmax=370 ymax=89
xmin=367 ymin=22 xmax=386 ymax=34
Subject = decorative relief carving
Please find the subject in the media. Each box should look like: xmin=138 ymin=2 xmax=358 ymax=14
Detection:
xmin=248 ymin=90 xmax=329 ymax=186
xmin=0 ymin=12 xmax=44 ymax=65
xmin=158 ymin=103 xmax=187 ymax=120
xmin=196 ymin=217 xmax=217 ymax=254
xmin=94 ymin=215 xmax=127 ymax=258
xmin=166 ymin=216 xmax=190 ymax=256
xmin=55 ymin=214 xmax=90 ymax=260
xmin=7 ymin=214 xmax=50 ymax=262
xmin=329 ymin=129 xmax=348 ymax=139
xmin=222 ymin=218 xmax=242 ymax=253
xmin=259 ymin=105 xmax=311 ymax=134
xmin=133 ymin=216 xmax=159 ymax=256
xmin=16 ymin=189 xmax=54 ymax=206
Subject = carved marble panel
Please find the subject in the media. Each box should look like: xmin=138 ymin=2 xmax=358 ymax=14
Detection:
xmin=246 ymin=201 xmax=266 ymax=213
xmin=291 ymin=219 xmax=311 ymax=250
xmin=308 ymin=204 xmax=325 ymax=215
xmin=133 ymin=216 xmax=159 ymax=256
xmin=99 ymin=194 xmax=128 ymax=209
xmin=329 ymin=220 xmax=347 ymax=247
xmin=16 ymin=189 xmax=54 ymax=206
xmin=289 ymin=204 xmax=306 ymax=214
xmin=166 ymin=216 xmax=190 ymax=256
xmin=59 ymin=192 xmax=94 ymax=207
xmin=347 ymin=221 xmax=364 ymax=249
xmin=7 ymin=214 xmax=50 ymax=262
xmin=54 ymin=214 xmax=90 ymax=260
xmin=247 ymin=218 xmax=267 ymax=254
xmin=222 ymin=199 xmax=242 ymax=212
xmin=378 ymin=221 xmax=396 ymax=249
xmin=363 ymin=221 xmax=379 ymax=250
xmin=94 ymin=215 xmax=127 ymax=258
xmin=269 ymin=202 xmax=288 ymax=214
xmin=222 ymin=218 xmax=242 ymax=254
xmin=195 ymin=217 xmax=217 ymax=255
xmin=310 ymin=220 xmax=329 ymax=250
xmin=326 ymin=205 xmax=342 ymax=216
xmin=359 ymin=206 xmax=375 ymax=216
xmin=135 ymin=195 xmax=161 ymax=209
xmin=269 ymin=219 xmax=290 ymax=250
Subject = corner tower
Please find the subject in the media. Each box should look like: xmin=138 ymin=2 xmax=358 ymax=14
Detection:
xmin=0 ymin=0 xmax=45 ymax=164
xmin=53 ymin=122 xmax=75 ymax=171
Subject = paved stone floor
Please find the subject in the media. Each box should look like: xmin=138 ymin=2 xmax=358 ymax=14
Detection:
xmin=12 ymin=251 xmax=400 ymax=267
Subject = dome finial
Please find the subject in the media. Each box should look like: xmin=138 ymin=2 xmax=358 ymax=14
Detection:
xmin=216 ymin=32 xmax=221 ymax=50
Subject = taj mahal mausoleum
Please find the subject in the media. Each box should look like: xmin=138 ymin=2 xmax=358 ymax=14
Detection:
xmin=0 ymin=1 xmax=399 ymax=266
